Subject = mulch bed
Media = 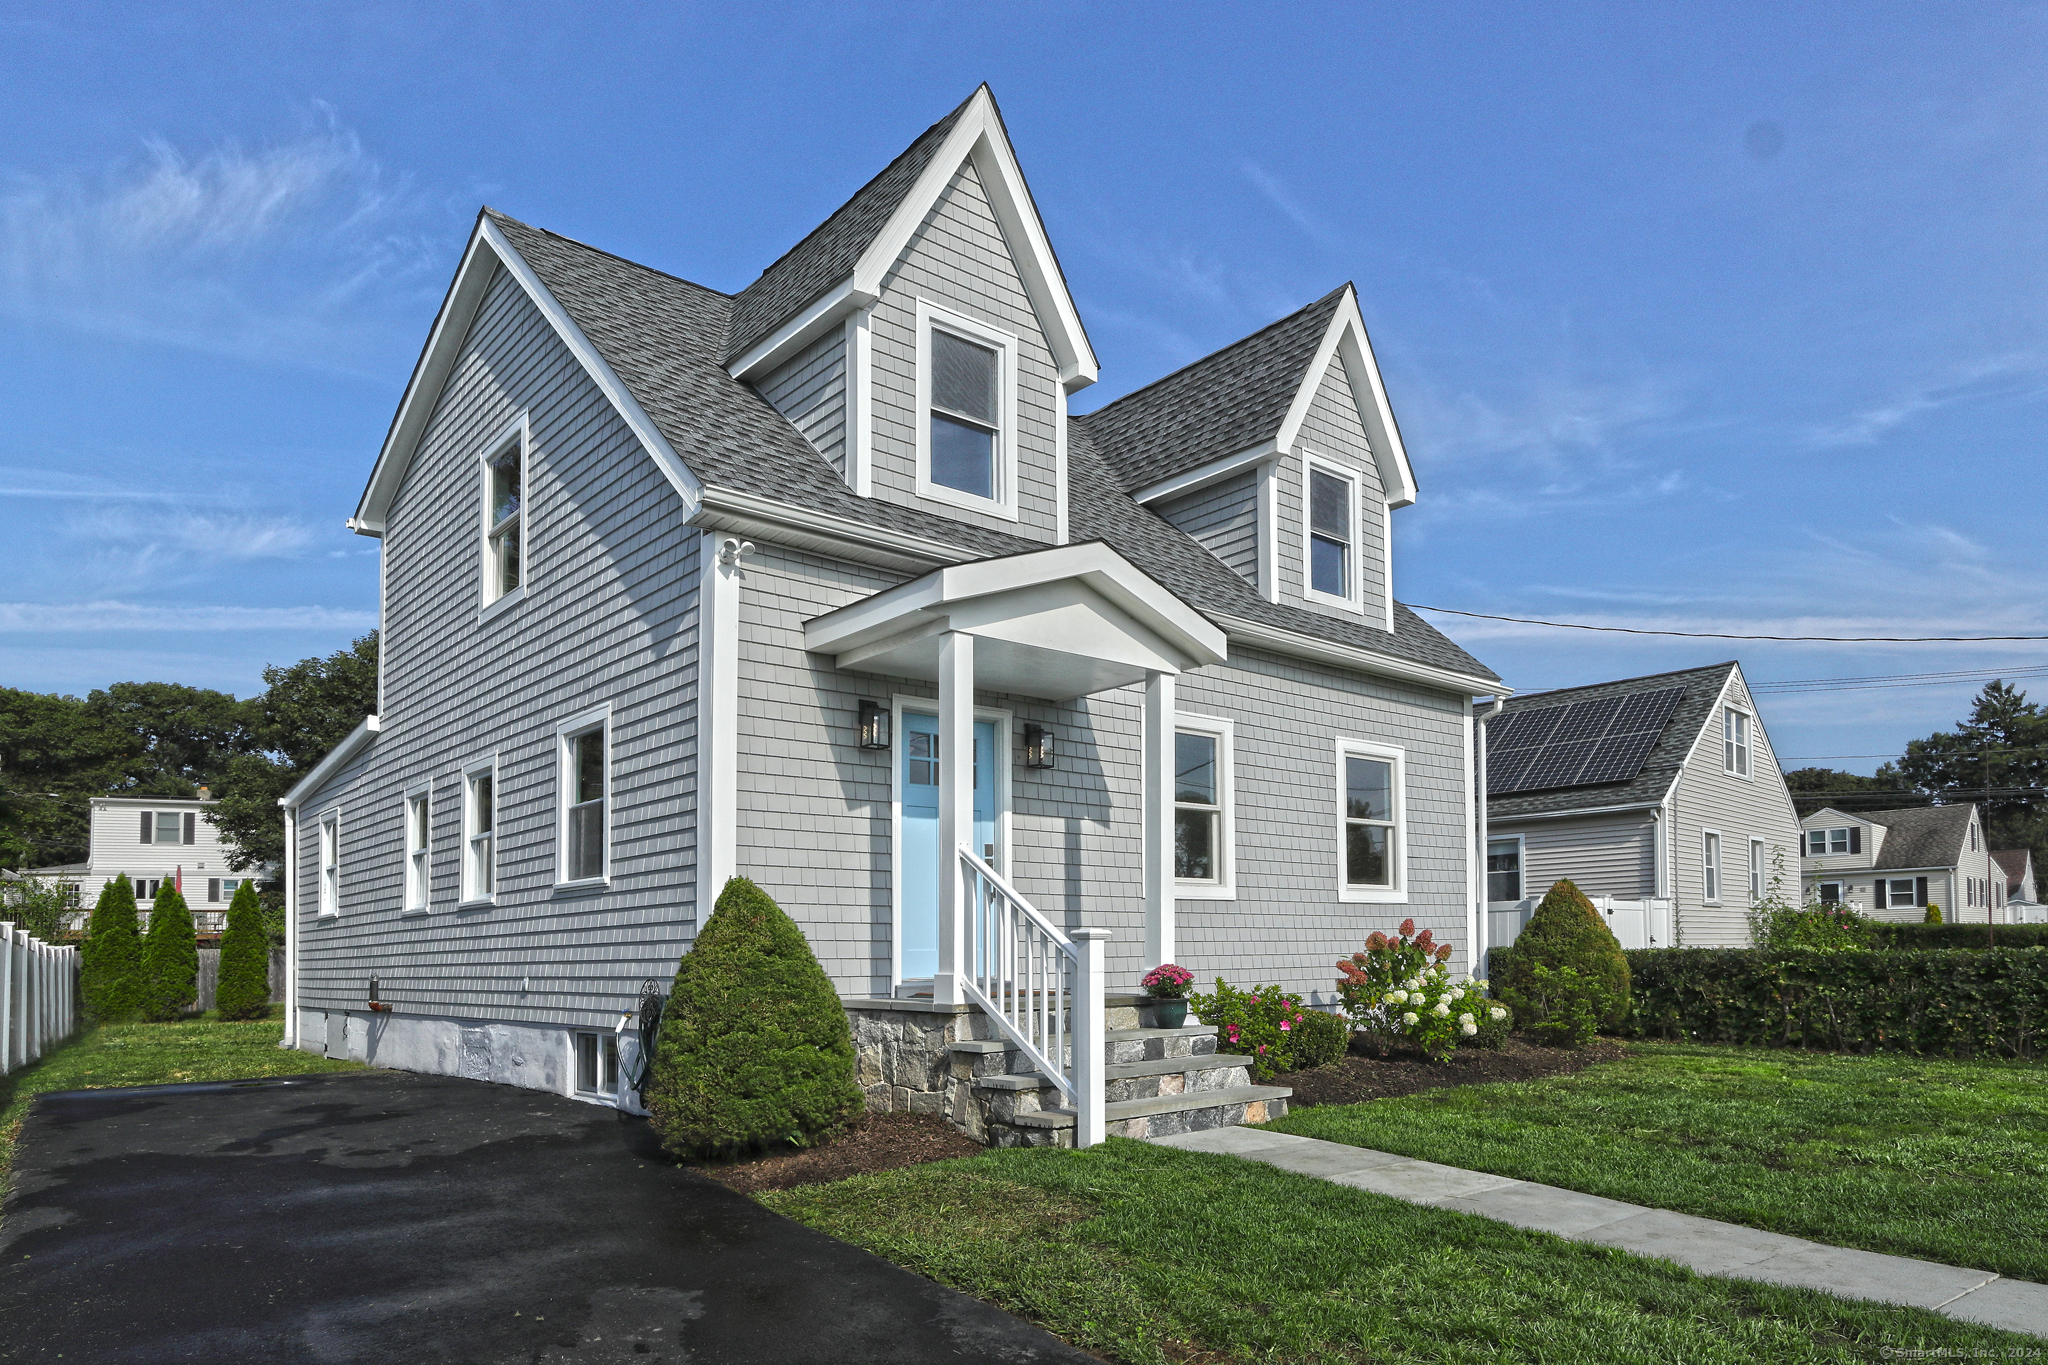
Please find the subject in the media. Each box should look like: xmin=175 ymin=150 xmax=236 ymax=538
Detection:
xmin=691 ymin=1112 xmax=984 ymax=1194
xmin=1279 ymin=1034 xmax=1629 ymax=1108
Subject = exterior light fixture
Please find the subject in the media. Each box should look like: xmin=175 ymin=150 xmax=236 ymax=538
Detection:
xmin=1023 ymin=724 xmax=1056 ymax=769
xmin=858 ymin=700 xmax=891 ymax=750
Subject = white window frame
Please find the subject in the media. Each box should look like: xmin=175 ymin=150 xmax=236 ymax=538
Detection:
xmin=1486 ymin=832 xmax=1526 ymax=904
xmin=403 ymin=784 xmax=431 ymax=913
xmin=461 ymin=757 xmax=498 ymax=907
xmin=912 ymin=299 xmax=1020 ymax=521
xmin=1301 ymin=455 xmax=1364 ymax=612
xmin=1702 ymin=829 xmax=1723 ymax=903
xmin=1886 ymin=878 xmax=1918 ymax=910
xmin=1749 ymin=838 xmax=1766 ymax=902
xmin=1723 ymin=706 xmax=1753 ymax=778
xmin=1172 ymin=714 xmax=1236 ymax=901
xmin=555 ymin=705 xmax=612 ymax=889
xmin=1335 ymin=737 xmax=1406 ymax=903
xmin=1806 ymin=825 xmax=1855 ymax=857
xmin=569 ymin=1029 xmax=620 ymax=1099
xmin=317 ymin=809 xmax=340 ymax=917
xmin=1816 ymin=880 xmax=1845 ymax=905
xmin=478 ymin=414 xmax=530 ymax=618
xmin=1970 ymin=821 xmax=1980 ymax=852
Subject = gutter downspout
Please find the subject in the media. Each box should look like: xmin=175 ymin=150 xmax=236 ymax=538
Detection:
xmin=1474 ymin=696 xmax=1504 ymax=973
xmin=279 ymin=798 xmax=298 ymax=1051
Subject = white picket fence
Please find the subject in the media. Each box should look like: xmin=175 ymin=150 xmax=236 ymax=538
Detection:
xmin=1489 ymin=896 xmax=1676 ymax=951
xmin=1 ymin=923 xmax=80 ymax=1075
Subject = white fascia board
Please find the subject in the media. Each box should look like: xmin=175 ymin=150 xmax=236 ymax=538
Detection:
xmin=281 ymin=716 xmax=381 ymax=809
xmin=1488 ymin=801 xmax=1664 ymax=823
xmin=1212 ymin=612 xmax=1502 ymax=696
xmin=1130 ymin=440 xmax=1279 ymax=505
xmin=853 ymin=88 xmax=1098 ymax=391
xmin=725 ymin=276 xmax=875 ymax=382
xmin=695 ymin=486 xmax=980 ymax=571
xmin=355 ymin=218 xmax=703 ymax=534
xmin=1274 ymin=286 xmax=1418 ymax=509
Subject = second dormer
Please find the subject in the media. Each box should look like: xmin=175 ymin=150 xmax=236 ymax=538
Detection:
xmin=727 ymin=86 xmax=1096 ymax=546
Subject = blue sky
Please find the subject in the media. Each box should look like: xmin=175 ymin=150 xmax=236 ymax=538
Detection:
xmin=3 ymin=2 xmax=2046 ymax=774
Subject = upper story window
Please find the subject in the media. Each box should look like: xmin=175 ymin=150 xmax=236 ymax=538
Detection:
xmin=1703 ymin=830 xmax=1722 ymax=901
xmin=1805 ymin=826 xmax=1860 ymax=856
xmin=1304 ymin=462 xmax=1360 ymax=607
xmin=914 ymin=301 xmax=1018 ymax=519
xmin=1723 ymin=707 xmax=1752 ymax=777
xmin=1749 ymin=838 xmax=1766 ymax=901
xmin=140 ymin=810 xmax=195 ymax=845
xmin=1337 ymin=740 xmax=1404 ymax=900
xmin=318 ymin=811 xmax=340 ymax=916
xmin=481 ymin=422 xmax=525 ymax=608
xmin=1172 ymin=716 xmax=1235 ymax=897
xmin=1970 ymin=822 xmax=1980 ymax=852
xmin=404 ymin=790 xmax=430 ymax=912
xmin=559 ymin=712 xmax=610 ymax=885
xmin=463 ymin=764 xmax=496 ymax=903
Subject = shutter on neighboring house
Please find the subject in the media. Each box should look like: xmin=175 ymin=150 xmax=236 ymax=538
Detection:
xmin=1849 ymin=828 xmax=1862 ymax=854
xmin=208 ymin=878 xmax=220 ymax=902
xmin=183 ymin=812 xmax=197 ymax=844
xmin=1916 ymin=876 xmax=1929 ymax=906
xmin=140 ymin=811 xmax=153 ymax=843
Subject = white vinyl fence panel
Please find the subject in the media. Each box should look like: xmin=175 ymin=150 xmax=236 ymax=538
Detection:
xmin=1488 ymin=896 xmax=1676 ymax=953
xmin=0 ymin=923 xmax=81 ymax=1075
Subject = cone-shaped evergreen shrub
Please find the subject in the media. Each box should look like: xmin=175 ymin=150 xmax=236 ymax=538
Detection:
xmin=1494 ymin=879 xmax=1631 ymax=1045
xmin=139 ymin=880 xmax=199 ymax=1022
xmin=214 ymin=880 xmax=271 ymax=1020
xmin=81 ymin=873 xmax=142 ymax=1022
xmin=644 ymin=877 xmax=863 ymax=1157
xmin=1924 ymin=902 xmax=1944 ymax=925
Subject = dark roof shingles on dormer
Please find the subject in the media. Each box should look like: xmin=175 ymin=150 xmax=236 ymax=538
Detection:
xmin=1860 ymin=805 xmax=1977 ymax=871
xmin=1079 ymin=287 xmax=1344 ymax=494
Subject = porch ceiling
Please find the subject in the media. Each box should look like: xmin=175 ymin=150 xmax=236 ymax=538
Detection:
xmin=803 ymin=541 xmax=1227 ymax=701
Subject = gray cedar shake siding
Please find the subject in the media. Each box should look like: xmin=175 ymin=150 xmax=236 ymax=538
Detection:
xmin=756 ymin=328 xmax=849 ymax=476
xmin=296 ymin=265 xmax=700 ymax=1040
xmin=1154 ymin=470 xmax=1260 ymax=587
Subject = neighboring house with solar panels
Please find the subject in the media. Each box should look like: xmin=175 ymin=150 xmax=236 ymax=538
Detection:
xmin=1799 ymin=803 xmax=2009 ymax=924
xmin=1483 ymin=662 xmax=1802 ymax=949
xmin=278 ymin=86 xmax=1506 ymax=1144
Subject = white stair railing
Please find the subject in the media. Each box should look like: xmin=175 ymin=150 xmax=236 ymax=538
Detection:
xmin=956 ymin=847 xmax=1107 ymax=1148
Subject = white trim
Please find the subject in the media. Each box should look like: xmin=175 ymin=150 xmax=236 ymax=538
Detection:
xmin=282 ymin=716 xmax=381 ymax=807
xmin=912 ymin=299 xmax=1020 ymax=520
xmin=461 ymin=755 xmax=499 ymax=907
xmin=1490 ymin=800 xmax=1665 ymax=823
xmin=846 ymin=308 xmax=875 ymax=497
xmin=697 ymin=536 xmax=741 ymax=921
xmin=554 ymin=704 xmax=613 ymax=889
xmin=1721 ymin=703 xmax=1754 ymax=780
xmin=1211 ymin=613 xmax=1503 ymax=696
xmin=728 ymin=277 xmax=869 ymax=381
xmin=1749 ymin=836 xmax=1766 ymax=903
xmin=1301 ymin=454 xmax=1364 ymax=612
xmin=695 ymin=485 xmax=977 ymax=572
xmin=478 ymin=413 xmax=529 ymax=613
xmin=1380 ymin=501 xmax=1396 ymax=633
xmin=354 ymin=216 xmax=704 ymax=535
xmin=1335 ymin=737 xmax=1406 ymax=903
xmin=1130 ymin=440 xmax=1280 ymax=505
xmin=316 ymin=809 xmax=341 ymax=918
xmin=1054 ymin=384 xmax=1069 ymax=545
xmin=1256 ymin=462 xmax=1280 ymax=602
xmin=1275 ymin=285 xmax=1417 ymax=508
xmin=402 ymin=783 xmax=431 ymax=914
xmin=1172 ymin=712 xmax=1236 ymax=901
xmin=281 ymin=802 xmax=298 ymax=1046
xmin=1702 ymin=827 xmax=1723 ymax=904
xmin=887 ymin=693 xmax=1013 ymax=990
xmin=1463 ymin=705 xmax=1476 ymax=961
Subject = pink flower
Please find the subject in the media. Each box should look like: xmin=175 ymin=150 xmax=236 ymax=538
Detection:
xmin=1278 ymin=1021 xmax=1291 ymax=1031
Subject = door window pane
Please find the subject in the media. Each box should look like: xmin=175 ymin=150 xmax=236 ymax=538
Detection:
xmin=1486 ymin=838 xmax=1521 ymax=902
xmin=907 ymin=730 xmax=937 ymax=786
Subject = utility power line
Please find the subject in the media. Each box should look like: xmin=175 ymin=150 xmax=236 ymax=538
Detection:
xmin=1412 ymin=603 xmax=2048 ymax=642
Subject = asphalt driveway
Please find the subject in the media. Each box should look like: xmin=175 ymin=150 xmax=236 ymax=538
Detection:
xmin=0 ymin=1070 xmax=1094 ymax=1364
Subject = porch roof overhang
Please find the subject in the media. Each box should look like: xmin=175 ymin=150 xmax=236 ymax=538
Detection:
xmin=803 ymin=541 xmax=1227 ymax=701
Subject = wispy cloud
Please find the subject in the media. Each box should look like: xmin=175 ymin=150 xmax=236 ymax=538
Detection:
xmin=67 ymin=508 xmax=317 ymax=562
xmin=0 ymin=601 xmax=377 ymax=633
xmin=1241 ymin=162 xmax=1339 ymax=247
xmin=0 ymin=109 xmax=441 ymax=370
xmin=1806 ymin=355 xmax=2048 ymax=446
xmin=1408 ymin=373 xmax=1682 ymax=468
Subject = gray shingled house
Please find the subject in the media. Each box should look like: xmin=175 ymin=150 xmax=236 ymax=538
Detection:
xmin=280 ymin=86 xmax=1503 ymax=1146
xmin=1800 ymin=803 xmax=2006 ymax=924
xmin=1483 ymin=662 xmax=1802 ymax=949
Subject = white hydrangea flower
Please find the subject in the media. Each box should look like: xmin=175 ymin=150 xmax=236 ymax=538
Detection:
xmin=1401 ymin=1011 xmax=1419 ymax=1026
xmin=1489 ymin=1006 xmax=1508 ymax=1021
xmin=1432 ymin=1002 xmax=1450 ymax=1017
xmin=1385 ymin=990 xmax=1407 ymax=1005
xmin=1448 ymin=988 xmax=1465 ymax=1002
xmin=1462 ymin=1021 xmax=1479 ymax=1036
xmin=1458 ymin=1012 xmax=1474 ymax=1025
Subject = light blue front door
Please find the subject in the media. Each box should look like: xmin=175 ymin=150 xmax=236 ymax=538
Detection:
xmin=900 ymin=713 xmax=998 ymax=981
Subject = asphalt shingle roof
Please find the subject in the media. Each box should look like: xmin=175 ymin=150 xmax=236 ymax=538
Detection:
xmin=1859 ymin=805 xmax=1976 ymax=871
xmin=1080 ymin=288 xmax=1344 ymax=494
xmin=1486 ymin=662 xmax=1739 ymax=819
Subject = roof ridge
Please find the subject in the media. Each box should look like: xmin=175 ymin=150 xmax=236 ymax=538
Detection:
xmin=1509 ymin=660 xmax=1739 ymax=704
xmin=486 ymin=207 xmax=732 ymax=299
xmin=1078 ymin=284 xmax=1349 ymax=423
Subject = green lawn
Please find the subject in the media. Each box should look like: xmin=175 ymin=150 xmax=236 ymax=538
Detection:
xmin=1269 ymin=1041 xmax=2048 ymax=1282
xmin=763 ymin=1140 xmax=2031 ymax=1364
xmin=1 ymin=1013 xmax=362 ymax=1190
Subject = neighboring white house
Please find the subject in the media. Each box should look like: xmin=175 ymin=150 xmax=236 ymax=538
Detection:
xmin=280 ymin=85 xmax=1510 ymax=1146
xmin=1484 ymin=662 xmax=1803 ymax=950
xmin=1993 ymin=848 xmax=2044 ymax=921
xmin=21 ymin=794 xmax=248 ymax=934
xmin=1801 ymin=803 xmax=2008 ymax=924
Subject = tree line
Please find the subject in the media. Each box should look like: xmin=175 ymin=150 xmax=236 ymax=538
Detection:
xmin=0 ymin=633 xmax=378 ymax=881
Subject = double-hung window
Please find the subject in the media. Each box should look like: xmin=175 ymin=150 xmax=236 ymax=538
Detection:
xmin=463 ymin=765 xmax=496 ymax=902
xmin=1338 ymin=741 xmax=1403 ymax=898
xmin=1886 ymin=878 xmax=1919 ymax=909
xmin=318 ymin=812 xmax=340 ymax=916
xmin=404 ymin=790 xmax=431 ymax=911
xmin=1723 ymin=708 xmax=1752 ymax=777
xmin=1805 ymin=826 xmax=1859 ymax=856
xmin=1306 ymin=464 xmax=1357 ymax=604
xmin=1703 ymin=831 xmax=1722 ymax=902
xmin=1172 ymin=718 xmax=1234 ymax=895
xmin=1749 ymin=838 xmax=1766 ymax=901
xmin=914 ymin=301 xmax=1018 ymax=517
xmin=559 ymin=712 xmax=609 ymax=885
xmin=1486 ymin=837 xmax=1523 ymax=902
xmin=573 ymin=1031 xmax=619 ymax=1096
xmin=481 ymin=423 xmax=525 ymax=607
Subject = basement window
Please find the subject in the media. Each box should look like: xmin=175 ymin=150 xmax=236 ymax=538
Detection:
xmin=574 ymin=1031 xmax=619 ymax=1095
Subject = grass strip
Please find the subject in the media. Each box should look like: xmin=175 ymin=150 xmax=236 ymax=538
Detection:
xmin=763 ymin=1138 xmax=2030 ymax=1364
xmin=1 ymin=1013 xmax=362 ymax=1193
xmin=1269 ymin=1041 xmax=2048 ymax=1282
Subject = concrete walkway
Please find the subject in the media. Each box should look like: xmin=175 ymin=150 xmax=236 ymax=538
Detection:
xmin=1153 ymin=1126 xmax=2048 ymax=1339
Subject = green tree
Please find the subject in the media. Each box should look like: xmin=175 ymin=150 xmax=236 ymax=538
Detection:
xmin=0 ymin=874 xmax=78 ymax=943
xmin=644 ymin=877 xmax=863 ymax=1157
xmin=0 ymin=688 xmax=124 ymax=868
xmin=1783 ymin=766 xmax=1915 ymax=818
xmin=1494 ymin=879 xmax=1631 ymax=1046
xmin=209 ymin=632 xmax=379 ymax=874
xmin=85 ymin=681 xmax=248 ymax=796
xmin=214 ymin=880 xmax=271 ymax=1020
xmin=80 ymin=873 xmax=142 ymax=1021
xmin=139 ymin=879 xmax=199 ymax=1022
xmin=1888 ymin=682 xmax=2048 ymax=899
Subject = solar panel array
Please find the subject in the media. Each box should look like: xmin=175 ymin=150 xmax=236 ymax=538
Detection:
xmin=1487 ymin=686 xmax=1685 ymax=796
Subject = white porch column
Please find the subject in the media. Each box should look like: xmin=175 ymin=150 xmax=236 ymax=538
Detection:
xmin=935 ymin=630 xmax=975 ymax=1007
xmin=1143 ymin=670 xmax=1176 ymax=969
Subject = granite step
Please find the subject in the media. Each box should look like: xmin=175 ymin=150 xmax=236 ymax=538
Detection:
xmin=973 ymin=1052 xmax=1254 ymax=1091
xmin=1012 ymin=1083 xmax=1294 ymax=1137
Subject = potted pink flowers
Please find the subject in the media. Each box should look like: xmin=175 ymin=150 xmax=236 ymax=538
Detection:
xmin=1139 ymin=963 xmax=1196 ymax=1028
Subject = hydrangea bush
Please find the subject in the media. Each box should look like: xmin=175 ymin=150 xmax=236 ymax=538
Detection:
xmin=1336 ymin=919 xmax=1508 ymax=1061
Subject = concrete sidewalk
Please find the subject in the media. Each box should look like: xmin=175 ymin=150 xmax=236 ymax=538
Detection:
xmin=1152 ymin=1126 xmax=2048 ymax=1339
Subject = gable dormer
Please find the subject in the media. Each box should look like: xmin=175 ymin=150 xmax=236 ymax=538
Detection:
xmin=729 ymin=86 xmax=1096 ymax=545
xmin=1084 ymin=285 xmax=1416 ymax=631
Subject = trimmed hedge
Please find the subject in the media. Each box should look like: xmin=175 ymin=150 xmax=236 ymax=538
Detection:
xmin=1867 ymin=923 xmax=2048 ymax=951
xmin=1491 ymin=880 xmax=1630 ymax=1045
xmin=1618 ymin=947 xmax=2048 ymax=1058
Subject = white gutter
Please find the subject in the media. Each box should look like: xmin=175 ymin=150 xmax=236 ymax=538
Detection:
xmin=1211 ymin=613 xmax=1504 ymax=697
xmin=279 ymin=801 xmax=298 ymax=1051
xmin=1473 ymin=696 xmax=1504 ymax=971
